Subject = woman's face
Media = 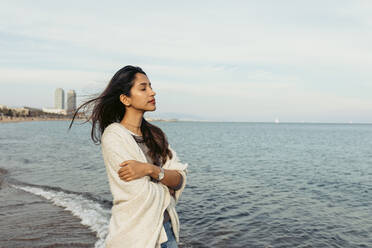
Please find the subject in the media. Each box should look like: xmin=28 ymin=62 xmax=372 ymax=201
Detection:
xmin=126 ymin=73 xmax=156 ymax=112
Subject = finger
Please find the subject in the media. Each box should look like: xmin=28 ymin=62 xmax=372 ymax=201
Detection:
xmin=118 ymin=170 xmax=130 ymax=178
xmin=119 ymin=161 xmax=129 ymax=167
xmin=118 ymin=166 xmax=131 ymax=174
xmin=118 ymin=169 xmax=128 ymax=177
xmin=120 ymin=174 xmax=131 ymax=181
xmin=120 ymin=176 xmax=128 ymax=181
xmin=122 ymin=173 xmax=133 ymax=181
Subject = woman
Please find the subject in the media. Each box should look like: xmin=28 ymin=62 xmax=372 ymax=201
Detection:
xmin=69 ymin=65 xmax=188 ymax=248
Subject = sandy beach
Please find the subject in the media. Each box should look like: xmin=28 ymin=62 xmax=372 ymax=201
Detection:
xmin=0 ymin=116 xmax=84 ymax=124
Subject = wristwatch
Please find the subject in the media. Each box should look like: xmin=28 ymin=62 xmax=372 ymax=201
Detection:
xmin=158 ymin=167 xmax=165 ymax=181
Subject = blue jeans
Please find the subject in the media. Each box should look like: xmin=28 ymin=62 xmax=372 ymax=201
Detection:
xmin=161 ymin=220 xmax=178 ymax=248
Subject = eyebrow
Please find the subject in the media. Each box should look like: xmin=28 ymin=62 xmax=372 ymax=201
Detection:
xmin=139 ymin=82 xmax=151 ymax=86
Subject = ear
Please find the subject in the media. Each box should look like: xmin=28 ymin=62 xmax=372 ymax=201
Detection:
xmin=119 ymin=94 xmax=131 ymax=107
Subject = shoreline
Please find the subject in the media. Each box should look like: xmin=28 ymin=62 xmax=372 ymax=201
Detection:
xmin=0 ymin=117 xmax=177 ymax=124
xmin=0 ymin=116 xmax=85 ymax=124
xmin=0 ymin=167 xmax=99 ymax=247
xmin=2 ymin=117 xmax=371 ymax=125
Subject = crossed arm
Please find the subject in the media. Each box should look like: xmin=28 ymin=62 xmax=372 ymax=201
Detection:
xmin=117 ymin=160 xmax=182 ymax=190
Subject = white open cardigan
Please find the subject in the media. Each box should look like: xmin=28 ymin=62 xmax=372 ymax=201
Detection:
xmin=101 ymin=122 xmax=188 ymax=248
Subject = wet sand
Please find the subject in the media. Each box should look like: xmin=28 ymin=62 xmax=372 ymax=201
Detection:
xmin=0 ymin=168 xmax=98 ymax=248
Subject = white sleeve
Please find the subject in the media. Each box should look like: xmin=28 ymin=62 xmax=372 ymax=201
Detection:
xmin=101 ymin=129 xmax=169 ymax=197
xmin=163 ymin=146 xmax=188 ymax=203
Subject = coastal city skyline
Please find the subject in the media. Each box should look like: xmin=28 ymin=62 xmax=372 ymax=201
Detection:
xmin=0 ymin=88 xmax=77 ymax=119
xmin=0 ymin=1 xmax=371 ymax=123
xmin=54 ymin=88 xmax=76 ymax=112
xmin=42 ymin=88 xmax=76 ymax=115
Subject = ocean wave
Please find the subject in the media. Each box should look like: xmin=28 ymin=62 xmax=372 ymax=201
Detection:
xmin=9 ymin=182 xmax=110 ymax=248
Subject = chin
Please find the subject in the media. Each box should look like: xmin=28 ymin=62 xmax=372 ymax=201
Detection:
xmin=146 ymin=106 xmax=156 ymax=112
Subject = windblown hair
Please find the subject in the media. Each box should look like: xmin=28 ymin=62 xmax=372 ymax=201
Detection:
xmin=68 ymin=65 xmax=172 ymax=165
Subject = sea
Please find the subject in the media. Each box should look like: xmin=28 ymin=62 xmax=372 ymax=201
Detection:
xmin=0 ymin=120 xmax=371 ymax=248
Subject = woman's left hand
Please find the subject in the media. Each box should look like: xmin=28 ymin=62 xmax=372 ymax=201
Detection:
xmin=118 ymin=160 xmax=150 ymax=182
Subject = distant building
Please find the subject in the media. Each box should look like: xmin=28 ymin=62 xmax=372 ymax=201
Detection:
xmin=13 ymin=107 xmax=30 ymax=116
xmin=55 ymin=88 xmax=65 ymax=109
xmin=0 ymin=106 xmax=30 ymax=117
xmin=43 ymin=108 xmax=67 ymax=115
xmin=24 ymin=107 xmax=44 ymax=117
xmin=66 ymin=90 xmax=76 ymax=113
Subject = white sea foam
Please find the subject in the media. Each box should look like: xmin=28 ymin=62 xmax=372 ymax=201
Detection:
xmin=10 ymin=184 xmax=110 ymax=248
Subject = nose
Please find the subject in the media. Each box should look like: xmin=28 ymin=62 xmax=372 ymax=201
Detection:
xmin=150 ymin=87 xmax=156 ymax=96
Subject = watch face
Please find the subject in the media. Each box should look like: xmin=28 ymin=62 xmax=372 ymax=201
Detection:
xmin=159 ymin=168 xmax=164 ymax=180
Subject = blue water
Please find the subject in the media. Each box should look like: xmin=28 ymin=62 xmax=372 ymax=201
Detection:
xmin=1 ymin=121 xmax=371 ymax=247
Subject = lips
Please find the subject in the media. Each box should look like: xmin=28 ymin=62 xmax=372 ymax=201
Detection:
xmin=148 ymin=99 xmax=156 ymax=104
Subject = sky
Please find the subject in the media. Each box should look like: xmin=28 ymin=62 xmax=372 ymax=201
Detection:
xmin=1 ymin=0 xmax=371 ymax=122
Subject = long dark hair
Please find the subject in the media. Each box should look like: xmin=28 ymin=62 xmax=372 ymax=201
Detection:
xmin=68 ymin=65 xmax=172 ymax=165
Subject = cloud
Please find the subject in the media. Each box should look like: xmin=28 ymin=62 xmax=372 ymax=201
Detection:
xmin=0 ymin=68 xmax=108 ymax=88
xmin=0 ymin=0 xmax=371 ymax=121
xmin=1 ymin=0 xmax=371 ymax=68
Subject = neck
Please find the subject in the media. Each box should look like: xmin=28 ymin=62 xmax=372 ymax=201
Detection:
xmin=120 ymin=108 xmax=144 ymax=135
